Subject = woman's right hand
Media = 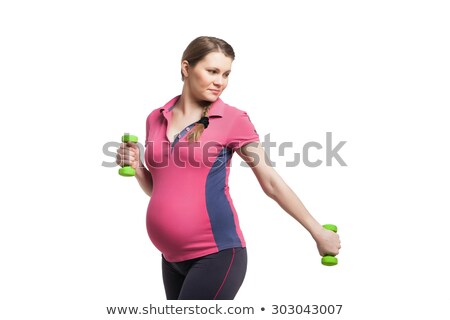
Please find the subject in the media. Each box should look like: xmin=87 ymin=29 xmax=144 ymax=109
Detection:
xmin=116 ymin=141 xmax=141 ymax=171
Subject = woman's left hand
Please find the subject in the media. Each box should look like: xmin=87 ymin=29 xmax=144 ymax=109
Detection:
xmin=313 ymin=228 xmax=341 ymax=257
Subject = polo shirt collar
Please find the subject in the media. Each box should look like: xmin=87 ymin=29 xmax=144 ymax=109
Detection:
xmin=159 ymin=95 xmax=225 ymax=118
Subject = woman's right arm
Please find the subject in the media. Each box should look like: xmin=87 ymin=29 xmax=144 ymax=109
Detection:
xmin=117 ymin=142 xmax=153 ymax=197
xmin=135 ymin=164 xmax=153 ymax=197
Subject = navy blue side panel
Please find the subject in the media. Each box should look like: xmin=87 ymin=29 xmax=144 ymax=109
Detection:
xmin=205 ymin=148 xmax=242 ymax=250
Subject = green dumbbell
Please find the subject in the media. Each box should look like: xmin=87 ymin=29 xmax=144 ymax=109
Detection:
xmin=118 ymin=134 xmax=139 ymax=177
xmin=321 ymin=224 xmax=338 ymax=266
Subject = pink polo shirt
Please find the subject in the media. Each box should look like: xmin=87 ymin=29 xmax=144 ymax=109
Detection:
xmin=144 ymin=95 xmax=259 ymax=262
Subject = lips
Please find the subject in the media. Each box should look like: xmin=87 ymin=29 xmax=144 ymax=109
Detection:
xmin=209 ymin=89 xmax=220 ymax=95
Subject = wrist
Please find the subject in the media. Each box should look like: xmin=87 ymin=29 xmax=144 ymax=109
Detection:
xmin=309 ymin=222 xmax=324 ymax=241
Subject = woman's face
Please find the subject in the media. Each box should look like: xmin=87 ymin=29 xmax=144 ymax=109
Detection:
xmin=183 ymin=51 xmax=233 ymax=102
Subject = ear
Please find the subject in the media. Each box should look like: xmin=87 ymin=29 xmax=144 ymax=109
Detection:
xmin=181 ymin=60 xmax=190 ymax=79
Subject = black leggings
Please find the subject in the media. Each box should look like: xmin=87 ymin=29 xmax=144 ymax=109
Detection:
xmin=161 ymin=247 xmax=247 ymax=300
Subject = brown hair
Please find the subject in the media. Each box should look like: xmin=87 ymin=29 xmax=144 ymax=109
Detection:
xmin=181 ymin=36 xmax=235 ymax=143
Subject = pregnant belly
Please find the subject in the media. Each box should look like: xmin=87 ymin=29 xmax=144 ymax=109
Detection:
xmin=146 ymin=197 xmax=215 ymax=257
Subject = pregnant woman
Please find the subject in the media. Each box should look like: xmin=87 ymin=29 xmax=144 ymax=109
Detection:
xmin=116 ymin=36 xmax=341 ymax=300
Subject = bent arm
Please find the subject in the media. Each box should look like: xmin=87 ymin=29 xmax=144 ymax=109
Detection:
xmin=118 ymin=141 xmax=153 ymax=197
xmin=135 ymin=166 xmax=153 ymax=197
xmin=237 ymin=142 xmax=323 ymax=240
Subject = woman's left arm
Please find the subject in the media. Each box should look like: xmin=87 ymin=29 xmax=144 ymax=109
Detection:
xmin=237 ymin=142 xmax=341 ymax=257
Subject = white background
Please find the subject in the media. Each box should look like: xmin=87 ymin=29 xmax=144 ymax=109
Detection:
xmin=1 ymin=1 xmax=449 ymax=319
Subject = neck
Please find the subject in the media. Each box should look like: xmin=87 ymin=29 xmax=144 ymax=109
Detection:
xmin=175 ymin=87 xmax=211 ymax=116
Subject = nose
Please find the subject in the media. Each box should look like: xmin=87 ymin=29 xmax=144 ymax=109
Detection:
xmin=213 ymin=75 xmax=224 ymax=87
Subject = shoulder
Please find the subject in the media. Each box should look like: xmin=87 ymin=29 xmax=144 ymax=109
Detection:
xmin=147 ymin=95 xmax=180 ymax=121
xmin=147 ymin=107 xmax=162 ymax=120
xmin=224 ymin=103 xmax=256 ymax=128
xmin=217 ymin=99 xmax=253 ymax=120
xmin=218 ymin=99 xmax=258 ymax=133
xmin=145 ymin=108 xmax=162 ymax=130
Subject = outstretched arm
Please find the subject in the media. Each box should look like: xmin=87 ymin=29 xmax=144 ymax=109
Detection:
xmin=237 ymin=142 xmax=340 ymax=257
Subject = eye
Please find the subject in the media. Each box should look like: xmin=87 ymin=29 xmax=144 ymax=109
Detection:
xmin=208 ymin=69 xmax=218 ymax=74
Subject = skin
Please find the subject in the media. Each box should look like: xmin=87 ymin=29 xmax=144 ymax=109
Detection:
xmin=116 ymin=51 xmax=341 ymax=258
xmin=168 ymin=51 xmax=232 ymax=141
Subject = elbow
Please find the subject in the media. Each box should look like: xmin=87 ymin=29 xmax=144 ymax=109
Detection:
xmin=261 ymin=173 xmax=287 ymax=203
xmin=255 ymin=165 xmax=284 ymax=201
xmin=262 ymin=180 xmax=278 ymax=201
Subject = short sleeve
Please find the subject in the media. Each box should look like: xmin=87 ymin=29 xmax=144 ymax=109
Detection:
xmin=226 ymin=111 xmax=260 ymax=151
xmin=145 ymin=108 xmax=159 ymax=144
